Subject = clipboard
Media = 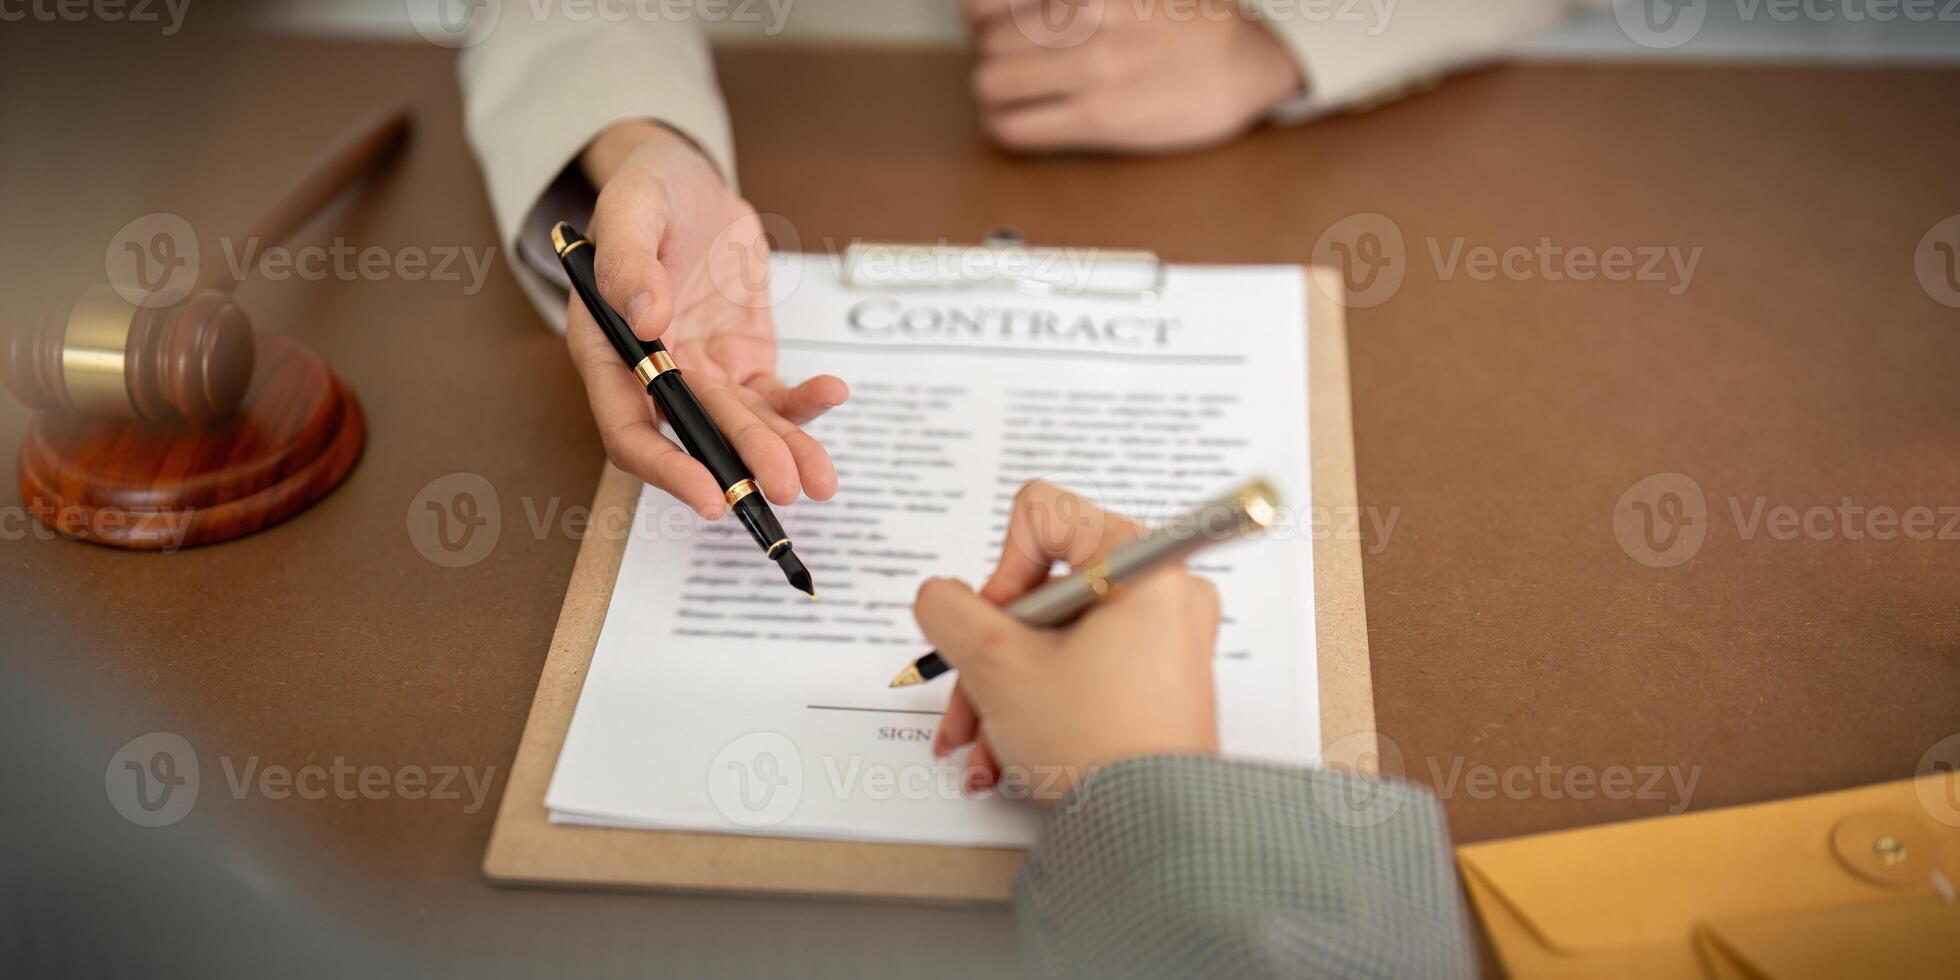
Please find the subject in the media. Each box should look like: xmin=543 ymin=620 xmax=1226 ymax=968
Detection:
xmin=483 ymin=263 xmax=1378 ymax=901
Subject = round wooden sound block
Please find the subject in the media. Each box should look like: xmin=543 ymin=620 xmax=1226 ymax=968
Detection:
xmin=19 ymin=334 xmax=365 ymax=550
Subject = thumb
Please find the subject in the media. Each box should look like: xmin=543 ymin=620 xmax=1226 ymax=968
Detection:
xmin=590 ymin=190 xmax=678 ymax=343
xmin=912 ymin=578 xmax=1039 ymax=700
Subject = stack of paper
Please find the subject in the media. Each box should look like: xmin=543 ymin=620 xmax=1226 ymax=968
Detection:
xmin=545 ymin=254 xmax=1318 ymax=848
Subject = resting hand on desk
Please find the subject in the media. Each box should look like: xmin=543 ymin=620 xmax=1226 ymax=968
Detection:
xmin=965 ymin=0 xmax=1305 ymax=154
xmin=568 ymin=121 xmax=848 ymax=518
xmin=916 ymin=482 xmax=1223 ymax=805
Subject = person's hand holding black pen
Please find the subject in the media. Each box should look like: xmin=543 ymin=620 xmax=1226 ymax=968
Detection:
xmin=567 ymin=121 xmax=847 ymax=519
xmin=554 ymin=206 xmax=822 ymax=595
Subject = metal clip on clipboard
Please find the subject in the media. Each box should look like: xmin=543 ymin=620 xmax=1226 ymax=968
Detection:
xmin=838 ymin=230 xmax=1166 ymax=302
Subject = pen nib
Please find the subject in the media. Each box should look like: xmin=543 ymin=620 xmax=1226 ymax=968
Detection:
xmin=776 ymin=547 xmax=816 ymax=600
xmin=888 ymin=664 xmax=926 ymax=688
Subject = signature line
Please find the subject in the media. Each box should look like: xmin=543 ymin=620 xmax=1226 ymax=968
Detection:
xmin=806 ymin=705 xmax=946 ymax=716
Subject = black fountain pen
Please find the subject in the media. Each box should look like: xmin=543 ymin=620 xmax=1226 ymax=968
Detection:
xmin=552 ymin=221 xmax=815 ymax=599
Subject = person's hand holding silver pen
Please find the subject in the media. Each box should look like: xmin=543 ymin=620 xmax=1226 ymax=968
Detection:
xmin=912 ymin=481 xmax=1275 ymax=801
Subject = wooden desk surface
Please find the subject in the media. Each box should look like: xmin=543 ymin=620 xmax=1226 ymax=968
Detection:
xmin=4 ymin=25 xmax=1958 ymax=969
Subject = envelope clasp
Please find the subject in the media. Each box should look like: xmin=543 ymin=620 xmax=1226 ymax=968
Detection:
xmin=1831 ymin=810 xmax=1941 ymax=887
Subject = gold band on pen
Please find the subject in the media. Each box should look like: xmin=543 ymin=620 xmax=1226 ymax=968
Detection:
xmin=550 ymin=222 xmax=591 ymax=259
xmin=631 ymin=350 xmax=678 ymax=386
xmin=724 ymin=478 xmax=760 ymax=507
xmin=1234 ymin=478 xmax=1281 ymax=531
xmin=765 ymin=538 xmax=791 ymax=558
xmin=1084 ymin=560 xmax=1117 ymax=599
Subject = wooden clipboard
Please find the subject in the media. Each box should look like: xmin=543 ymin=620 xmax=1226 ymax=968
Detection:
xmin=483 ymin=268 xmax=1377 ymax=901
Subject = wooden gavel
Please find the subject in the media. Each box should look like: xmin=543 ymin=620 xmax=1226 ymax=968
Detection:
xmin=1 ymin=106 xmax=412 ymax=425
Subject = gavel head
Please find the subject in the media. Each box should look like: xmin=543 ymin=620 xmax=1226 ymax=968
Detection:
xmin=3 ymin=285 xmax=255 ymax=426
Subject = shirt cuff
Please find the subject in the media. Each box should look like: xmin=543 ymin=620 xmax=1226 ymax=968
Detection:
xmin=1016 ymin=755 xmax=1474 ymax=978
xmin=1239 ymin=0 xmax=1571 ymax=125
xmin=459 ymin=26 xmax=734 ymax=330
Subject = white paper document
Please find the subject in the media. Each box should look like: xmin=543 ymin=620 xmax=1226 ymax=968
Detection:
xmin=545 ymin=254 xmax=1318 ymax=848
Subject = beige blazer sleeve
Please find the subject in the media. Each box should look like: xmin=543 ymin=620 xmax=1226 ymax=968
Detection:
xmin=458 ymin=0 xmax=1600 ymax=326
xmin=456 ymin=1 xmax=735 ymax=330
xmin=1243 ymin=0 xmax=1602 ymax=122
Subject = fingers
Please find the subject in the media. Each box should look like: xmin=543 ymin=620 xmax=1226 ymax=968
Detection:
xmin=746 ymin=373 xmax=850 ymax=426
xmin=729 ymin=383 xmax=840 ymax=502
xmin=933 ymin=683 xmax=999 ymax=793
xmin=973 ymin=1 xmax=1092 ymax=56
xmin=973 ymin=50 xmax=1082 ymax=109
xmin=913 ymin=578 xmax=1045 ymax=700
xmin=688 ymin=375 xmax=802 ymax=506
xmin=588 ymin=182 xmax=677 ymax=343
xmin=963 ymin=0 xmax=1040 ymax=29
xmin=1109 ymin=568 xmax=1223 ymax=652
xmin=1184 ymin=573 xmax=1223 ymax=644
xmin=704 ymin=331 xmax=779 ymax=387
xmin=965 ymin=739 xmax=1000 ymax=794
xmin=973 ymin=15 xmax=1039 ymax=58
xmin=934 ymin=682 xmax=980 ymax=758
xmin=987 ymin=99 xmax=1113 ymax=154
xmin=565 ymin=301 xmax=725 ymax=517
xmin=981 ymin=481 xmax=1143 ymax=604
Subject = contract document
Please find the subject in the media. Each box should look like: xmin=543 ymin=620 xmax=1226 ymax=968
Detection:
xmin=545 ymin=253 xmax=1318 ymax=848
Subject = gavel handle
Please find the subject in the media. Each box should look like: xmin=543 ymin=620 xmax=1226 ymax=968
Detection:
xmin=195 ymin=105 xmax=414 ymax=294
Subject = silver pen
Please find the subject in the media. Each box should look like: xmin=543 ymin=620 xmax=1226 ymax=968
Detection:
xmin=888 ymin=478 xmax=1282 ymax=687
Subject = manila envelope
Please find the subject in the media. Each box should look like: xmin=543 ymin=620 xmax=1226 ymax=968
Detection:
xmin=1457 ymin=773 xmax=1960 ymax=979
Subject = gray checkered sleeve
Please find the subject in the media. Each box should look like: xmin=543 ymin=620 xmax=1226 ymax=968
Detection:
xmin=1014 ymin=755 xmax=1474 ymax=980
